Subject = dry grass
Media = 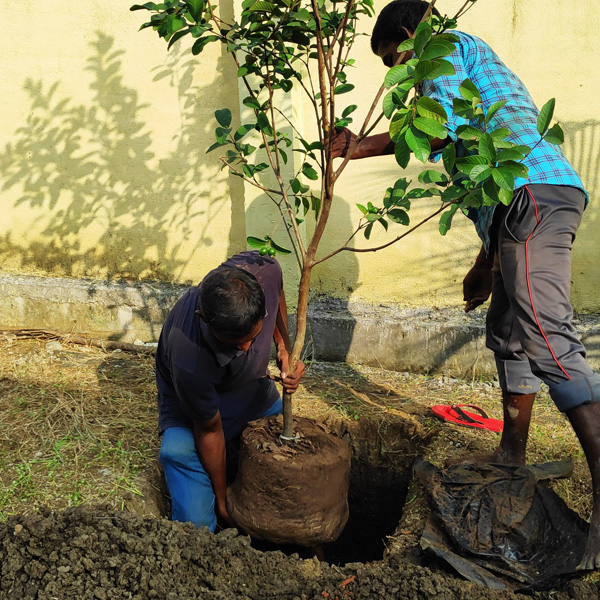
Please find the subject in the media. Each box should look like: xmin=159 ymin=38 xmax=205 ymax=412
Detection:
xmin=0 ymin=335 xmax=592 ymax=524
xmin=0 ymin=337 xmax=159 ymax=518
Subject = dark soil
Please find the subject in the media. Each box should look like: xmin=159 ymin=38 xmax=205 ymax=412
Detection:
xmin=2 ymin=506 xmax=597 ymax=600
xmin=1 ymin=337 xmax=599 ymax=599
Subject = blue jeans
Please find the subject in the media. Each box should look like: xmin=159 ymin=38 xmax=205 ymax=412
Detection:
xmin=159 ymin=398 xmax=282 ymax=531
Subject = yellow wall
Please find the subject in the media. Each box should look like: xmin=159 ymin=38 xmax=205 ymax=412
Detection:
xmin=1 ymin=1 xmax=599 ymax=311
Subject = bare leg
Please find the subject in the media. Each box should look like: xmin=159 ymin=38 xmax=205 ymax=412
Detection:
xmin=493 ymin=391 xmax=536 ymax=465
xmin=446 ymin=392 xmax=535 ymax=466
xmin=566 ymin=401 xmax=600 ymax=570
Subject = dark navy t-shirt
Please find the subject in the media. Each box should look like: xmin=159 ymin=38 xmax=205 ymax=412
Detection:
xmin=156 ymin=251 xmax=282 ymax=439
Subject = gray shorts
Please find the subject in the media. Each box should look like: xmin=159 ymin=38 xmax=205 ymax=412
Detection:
xmin=486 ymin=184 xmax=600 ymax=412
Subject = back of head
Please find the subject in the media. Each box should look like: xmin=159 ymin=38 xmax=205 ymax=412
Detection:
xmin=198 ymin=268 xmax=266 ymax=339
xmin=371 ymin=0 xmax=441 ymax=53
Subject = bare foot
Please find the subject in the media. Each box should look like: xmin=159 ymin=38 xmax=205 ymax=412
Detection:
xmin=577 ymin=513 xmax=600 ymax=570
xmin=444 ymin=447 xmax=526 ymax=468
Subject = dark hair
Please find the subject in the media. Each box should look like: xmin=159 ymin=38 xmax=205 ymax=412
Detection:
xmin=198 ymin=268 xmax=265 ymax=339
xmin=371 ymin=1 xmax=441 ymax=54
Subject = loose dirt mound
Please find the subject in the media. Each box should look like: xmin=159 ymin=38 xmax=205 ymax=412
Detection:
xmin=1 ymin=506 xmax=598 ymax=600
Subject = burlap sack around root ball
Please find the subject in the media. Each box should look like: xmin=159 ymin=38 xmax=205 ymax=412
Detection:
xmin=227 ymin=415 xmax=351 ymax=547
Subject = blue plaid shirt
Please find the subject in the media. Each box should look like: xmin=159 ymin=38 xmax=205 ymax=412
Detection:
xmin=421 ymin=31 xmax=587 ymax=250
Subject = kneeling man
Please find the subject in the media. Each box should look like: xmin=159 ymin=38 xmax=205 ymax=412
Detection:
xmin=156 ymin=251 xmax=305 ymax=530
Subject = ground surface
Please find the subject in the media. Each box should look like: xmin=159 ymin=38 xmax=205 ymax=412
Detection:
xmin=1 ymin=334 xmax=599 ymax=599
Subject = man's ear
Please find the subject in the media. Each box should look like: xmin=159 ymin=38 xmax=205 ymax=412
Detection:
xmin=401 ymin=26 xmax=414 ymax=40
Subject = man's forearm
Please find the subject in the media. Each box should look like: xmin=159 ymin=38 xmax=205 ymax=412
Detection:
xmin=193 ymin=415 xmax=227 ymax=513
xmin=273 ymin=290 xmax=291 ymax=355
xmin=351 ymin=132 xmax=449 ymax=159
xmin=351 ymin=132 xmax=395 ymax=159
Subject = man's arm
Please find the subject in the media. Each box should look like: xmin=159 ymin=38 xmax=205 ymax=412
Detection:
xmin=463 ymin=245 xmax=494 ymax=313
xmin=273 ymin=289 xmax=305 ymax=393
xmin=193 ymin=411 xmax=232 ymax=525
xmin=332 ymin=129 xmax=448 ymax=160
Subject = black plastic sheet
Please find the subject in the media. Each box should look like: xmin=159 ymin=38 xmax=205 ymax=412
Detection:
xmin=415 ymin=458 xmax=589 ymax=591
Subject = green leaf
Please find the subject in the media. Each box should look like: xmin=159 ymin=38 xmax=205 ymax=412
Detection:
xmin=233 ymin=124 xmax=255 ymax=141
xmin=342 ymin=104 xmax=358 ymax=118
xmin=248 ymin=1 xmax=276 ymax=11
xmin=545 ymin=123 xmax=564 ymax=145
xmin=168 ymin=17 xmax=185 ymax=35
xmin=491 ymin=127 xmax=512 ymax=141
xmin=442 ymin=143 xmax=456 ymax=173
xmin=334 ymin=83 xmax=355 ymax=95
xmin=388 ymin=209 xmax=410 ymax=225
xmin=269 ymin=240 xmax=292 ymax=254
xmin=498 ymin=188 xmax=514 ymax=206
xmin=420 ymin=38 xmax=456 ymax=61
xmin=496 ymin=148 xmax=527 ymax=162
xmin=459 ymin=79 xmax=481 ymax=103
xmin=130 ymin=2 xmax=160 ymax=11
xmin=455 ymin=154 xmax=488 ymax=175
xmin=537 ymin=98 xmax=555 ymax=136
xmin=414 ymin=59 xmax=455 ymax=84
xmin=482 ymin=178 xmax=500 ymax=206
xmin=389 ymin=110 xmax=410 ymax=140
xmin=456 ymin=125 xmax=482 ymax=141
xmin=418 ymin=169 xmax=448 ymax=184
xmin=416 ymin=97 xmax=447 ymax=123
xmin=191 ymin=35 xmax=218 ymax=54
xmin=242 ymin=96 xmax=261 ymax=109
xmin=214 ymin=126 xmax=231 ymax=143
xmin=405 ymin=127 xmax=431 ymax=163
xmin=492 ymin=167 xmax=515 ymax=191
xmin=167 ymin=29 xmax=191 ymax=50
xmin=511 ymin=144 xmax=533 ymax=156
xmin=382 ymin=90 xmax=396 ymax=119
xmin=356 ymin=203 xmax=368 ymax=215
xmin=441 ymin=186 xmax=468 ymax=203
xmin=364 ymin=222 xmax=374 ymax=240
xmin=302 ymin=163 xmax=319 ymax=180
xmin=396 ymin=38 xmax=415 ymax=53
xmin=383 ymin=179 xmax=410 ymax=208
xmin=497 ymin=160 xmax=528 ymax=179
xmin=384 ymin=65 xmax=410 ymax=89
xmin=414 ymin=22 xmax=432 ymax=56
xmin=452 ymin=98 xmax=474 ymax=119
xmin=439 ymin=203 xmax=459 ymax=236
xmin=485 ymin=100 xmax=507 ymax=125
xmin=247 ymin=236 xmax=267 ymax=249
xmin=412 ymin=117 xmax=448 ymax=139
xmin=394 ymin=134 xmax=411 ymax=169
xmin=478 ymin=133 xmax=496 ymax=161
xmin=186 ymin=0 xmax=204 ymax=21
xmin=206 ymin=140 xmax=225 ymax=153
xmin=469 ymin=164 xmax=492 ymax=183
xmin=256 ymin=112 xmax=272 ymax=135
xmin=365 ymin=212 xmax=382 ymax=223
xmin=215 ymin=108 xmax=232 ymax=128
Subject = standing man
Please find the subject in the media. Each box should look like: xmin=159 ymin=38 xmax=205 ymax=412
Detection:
xmin=334 ymin=0 xmax=600 ymax=570
xmin=156 ymin=251 xmax=305 ymax=532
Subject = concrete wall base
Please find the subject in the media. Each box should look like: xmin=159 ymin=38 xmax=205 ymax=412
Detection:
xmin=2 ymin=274 xmax=600 ymax=379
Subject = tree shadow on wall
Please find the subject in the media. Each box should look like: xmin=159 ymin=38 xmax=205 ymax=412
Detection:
xmin=0 ymin=32 xmax=241 ymax=283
